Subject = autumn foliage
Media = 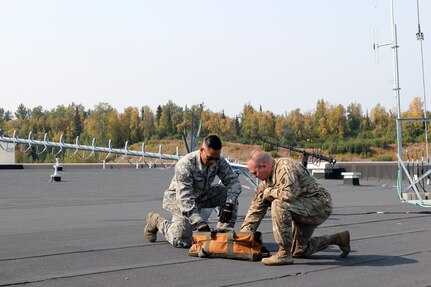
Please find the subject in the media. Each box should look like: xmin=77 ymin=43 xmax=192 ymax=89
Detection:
xmin=0 ymin=97 xmax=428 ymax=162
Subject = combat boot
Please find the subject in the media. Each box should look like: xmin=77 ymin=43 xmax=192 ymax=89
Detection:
xmin=330 ymin=230 xmax=350 ymax=257
xmin=261 ymin=246 xmax=294 ymax=266
xmin=144 ymin=212 xmax=164 ymax=242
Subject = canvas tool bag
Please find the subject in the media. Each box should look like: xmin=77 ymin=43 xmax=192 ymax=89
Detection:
xmin=188 ymin=231 xmax=263 ymax=261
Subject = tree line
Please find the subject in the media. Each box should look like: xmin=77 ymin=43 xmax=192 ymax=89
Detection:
xmin=0 ymin=97 xmax=428 ymax=162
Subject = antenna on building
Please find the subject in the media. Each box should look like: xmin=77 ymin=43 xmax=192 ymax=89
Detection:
xmin=416 ymin=0 xmax=428 ymax=161
xmin=373 ymin=29 xmax=381 ymax=63
xmin=375 ymin=0 xmax=431 ymax=207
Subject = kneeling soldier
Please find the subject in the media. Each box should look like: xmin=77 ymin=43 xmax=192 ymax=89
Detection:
xmin=145 ymin=135 xmax=242 ymax=248
xmin=241 ymin=150 xmax=350 ymax=265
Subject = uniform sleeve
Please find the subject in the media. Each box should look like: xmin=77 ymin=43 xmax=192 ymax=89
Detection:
xmin=175 ymin=161 xmax=202 ymax=225
xmin=240 ymin=183 xmax=269 ymax=232
xmin=217 ymin=158 xmax=242 ymax=205
xmin=263 ymin=163 xmax=300 ymax=202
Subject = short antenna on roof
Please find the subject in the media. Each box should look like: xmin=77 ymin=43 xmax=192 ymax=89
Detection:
xmin=373 ymin=29 xmax=380 ymax=63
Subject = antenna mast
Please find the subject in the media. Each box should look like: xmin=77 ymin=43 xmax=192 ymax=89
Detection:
xmin=416 ymin=0 xmax=428 ymax=160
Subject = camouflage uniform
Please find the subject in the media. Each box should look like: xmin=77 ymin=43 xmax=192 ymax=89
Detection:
xmin=159 ymin=150 xmax=242 ymax=248
xmin=241 ymin=157 xmax=333 ymax=257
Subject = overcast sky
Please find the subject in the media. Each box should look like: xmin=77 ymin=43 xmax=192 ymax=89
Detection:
xmin=0 ymin=0 xmax=430 ymax=117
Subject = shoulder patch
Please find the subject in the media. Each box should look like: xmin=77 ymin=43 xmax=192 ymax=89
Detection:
xmin=177 ymin=172 xmax=190 ymax=181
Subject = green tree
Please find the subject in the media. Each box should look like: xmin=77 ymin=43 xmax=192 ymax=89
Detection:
xmin=83 ymin=103 xmax=115 ymax=145
xmin=402 ymin=97 xmax=425 ymax=140
xmin=302 ymin=112 xmax=316 ymax=143
xmin=177 ymin=103 xmax=204 ymax=143
xmin=235 ymin=116 xmax=241 ymax=137
xmin=120 ymin=106 xmax=142 ymax=144
xmin=15 ymin=103 xmax=30 ymax=120
xmin=240 ymin=104 xmax=258 ymax=142
xmin=202 ymin=110 xmax=221 ymax=136
xmin=4 ymin=111 xmax=12 ymax=121
xmin=275 ymin=115 xmax=296 ymax=146
xmin=257 ymin=111 xmax=276 ymax=140
xmin=29 ymin=106 xmax=48 ymax=139
xmin=346 ymin=103 xmax=363 ymax=137
xmin=359 ymin=110 xmax=373 ymax=138
xmin=327 ymin=104 xmax=347 ymax=138
xmin=48 ymin=105 xmax=75 ymax=141
xmin=72 ymin=105 xmax=83 ymax=140
xmin=0 ymin=108 xmax=4 ymax=128
xmin=314 ymin=99 xmax=329 ymax=138
xmin=141 ymin=105 xmax=156 ymax=141
xmin=284 ymin=109 xmax=305 ymax=143
xmin=31 ymin=106 xmax=44 ymax=119
xmin=370 ymin=104 xmax=390 ymax=138
xmin=155 ymin=105 xmax=162 ymax=128
xmin=157 ymin=101 xmax=183 ymax=138
xmin=106 ymin=109 xmax=122 ymax=147
xmin=219 ymin=116 xmax=236 ymax=141
xmin=385 ymin=109 xmax=397 ymax=142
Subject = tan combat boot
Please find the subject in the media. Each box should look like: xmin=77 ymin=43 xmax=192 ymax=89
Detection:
xmin=330 ymin=230 xmax=350 ymax=257
xmin=261 ymin=246 xmax=294 ymax=266
xmin=144 ymin=212 xmax=164 ymax=242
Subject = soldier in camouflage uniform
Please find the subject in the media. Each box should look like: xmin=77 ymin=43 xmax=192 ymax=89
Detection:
xmin=145 ymin=135 xmax=242 ymax=248
xmin=241 ymin=150 xmax=350 ymax=265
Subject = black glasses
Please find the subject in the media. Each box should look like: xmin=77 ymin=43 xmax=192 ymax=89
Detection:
xmin=206 ymin=155 xmax=220 ymax=161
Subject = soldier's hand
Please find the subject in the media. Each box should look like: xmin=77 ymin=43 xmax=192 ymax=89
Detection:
xmin=195 ymin=221 xmax=211 ymax=232
xmin=219 ymin=203 xmax=234 ymax=223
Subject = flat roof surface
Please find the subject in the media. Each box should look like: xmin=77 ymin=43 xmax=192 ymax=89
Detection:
xmin=1 ymin=166 xmax=431 ymax=287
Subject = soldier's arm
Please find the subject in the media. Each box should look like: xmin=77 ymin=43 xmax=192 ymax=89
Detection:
xmin=241 ymin=184 xmax=269 ymax=232
xmin=175 ymin=164 xmax=202 ymax=225
xmin=263 ymin=166 xmax=300 ymax=202
xmin=217 ymin=158 xmax=242 ymax=205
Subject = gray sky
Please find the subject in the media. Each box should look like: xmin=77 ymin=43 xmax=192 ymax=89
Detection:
xmin=0 ymin=0 xmax=430 ymax=117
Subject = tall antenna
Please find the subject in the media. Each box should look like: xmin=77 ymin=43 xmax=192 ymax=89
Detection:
xmin=373 ymin=0 xmax=403 ymax=197
xmin=416 ymin=0 xmax=428 ymax=161
xmin=389 ymin=0 xmax=402 ymax=168
xmin=374 ymin=0 xmax=431 ymax=207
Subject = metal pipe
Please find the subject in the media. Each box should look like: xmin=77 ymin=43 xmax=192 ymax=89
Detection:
xmin=416 ymin=0 xmax=428 ymax=161
xmin=389 ymin=0 xmax=403 ymax=195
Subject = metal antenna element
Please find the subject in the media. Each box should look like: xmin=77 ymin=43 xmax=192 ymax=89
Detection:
xmin=416 ymin=0 xmax=428 ymax=161
xmin=373 ymin=0 xmax=402 ymax=188
xmin=373 ymin=29 xmax=381 ymax=64
xmin=0 ymin=130 xmax=181 ymax=162
xmin=182 ymin=112 xmax=202 ymax=154
xmin=0 ymin=130 xmax=254 ymax=185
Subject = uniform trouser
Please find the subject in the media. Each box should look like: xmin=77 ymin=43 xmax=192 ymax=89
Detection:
xmin=270 ymin=195 xmax=332 ymax=257
xmin=159 ymin=184 xmax=238 ymax=248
